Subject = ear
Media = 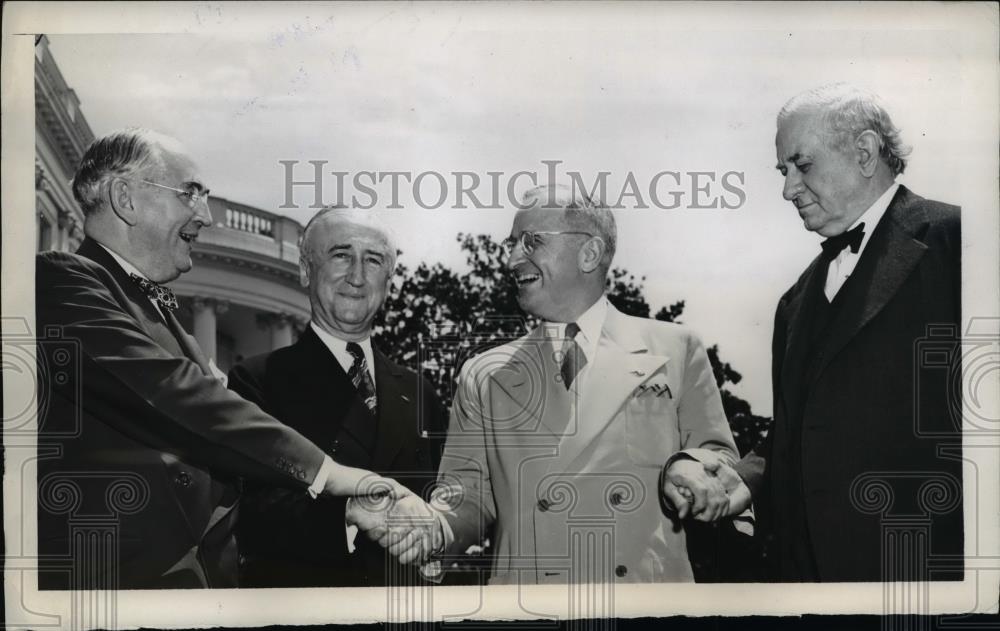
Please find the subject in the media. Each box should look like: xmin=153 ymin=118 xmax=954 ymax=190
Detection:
xmin=578 ymin=237 xmax=605 ymax=273
xmin=855 ymin=130 xmax=881 ymax=178
xmin=298 ymin=255 xmax=310 ymax=288
xmin=107 ymin=178 xmax=139 ymax=226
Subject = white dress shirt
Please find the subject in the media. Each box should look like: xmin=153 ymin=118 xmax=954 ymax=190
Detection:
xmin=542 ymin=295 xmax=608 ymax=394
xmin=824 ymin=182 xmax=898 ymax=301
xmin=310 ymin=322 xmax=377 ymax=384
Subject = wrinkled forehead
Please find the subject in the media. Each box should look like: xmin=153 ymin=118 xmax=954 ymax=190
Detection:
xmin=775 ymin=109 xmax=831 ymax=160
xmin=155 ymin=146 xmax=207 ymax=191
xmin=308 ymin=215 xmax=393 ymax=253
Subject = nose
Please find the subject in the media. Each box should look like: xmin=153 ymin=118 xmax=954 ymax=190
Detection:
xmin=193 ymin=199 xmax=213 ymax=227
xmin=782 ymin=170 xmax=802 ymax=202
xmin=346 ymin=259 xmax=366 ymax=286
xmin=506 ymin=241 xmax=527 ymax=270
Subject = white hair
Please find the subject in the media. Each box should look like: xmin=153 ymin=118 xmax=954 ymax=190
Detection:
xmin=778 ymin=83 xmax=911 ymax=176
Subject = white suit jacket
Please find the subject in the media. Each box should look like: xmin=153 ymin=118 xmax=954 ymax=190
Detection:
xmin=436 ymin=305 xmax=738 ymax=584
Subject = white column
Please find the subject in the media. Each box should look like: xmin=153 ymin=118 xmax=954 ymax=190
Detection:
xmin=256 ymin=312 xmax=296 ymax=350
xmin=191 ymin=297 xmax=217 ymax=360
xmin=271 ymin=313 xmax=294 ymax=349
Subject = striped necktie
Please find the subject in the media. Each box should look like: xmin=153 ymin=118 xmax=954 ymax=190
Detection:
xmin=346 ymin=342 xmax=378 ymax=415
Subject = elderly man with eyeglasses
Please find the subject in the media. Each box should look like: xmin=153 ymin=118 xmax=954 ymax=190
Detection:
xmin=391 ymin=183 xmax=741 ymax=586
xmin=35 ymin=128 xmax=408 ymax=590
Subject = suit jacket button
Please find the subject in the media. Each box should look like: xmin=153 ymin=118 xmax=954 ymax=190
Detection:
xmin=175 ymin=471 xmax=192 ymax=487
xmin=615 ymin=565 xmax=627 ymax=578
xmin=537 ymin=498 xmax=551 ymax=512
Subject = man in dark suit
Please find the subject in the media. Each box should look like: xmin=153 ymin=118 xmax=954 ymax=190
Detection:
xmin=36 ymin=129 xmax=403 ymax=590
xmin=666 ymin=84 xmax=963 ymax=582
xmin=228 ymin=208 xmax=447 ymax=587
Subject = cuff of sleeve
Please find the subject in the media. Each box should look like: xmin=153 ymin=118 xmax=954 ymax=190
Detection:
xmin=430 ymin=503 xmax=455 ymax=555
xmin=307 ymin=455 xmax=336 ymax=499
xmin=733 ymin=505 xmax=755 ymax=536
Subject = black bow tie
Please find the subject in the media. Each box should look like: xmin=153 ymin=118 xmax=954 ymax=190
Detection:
xmin=129 ymin=273 xmax=179 ymax=311
xmin=821 ymin=222 xmax=866 ymax=259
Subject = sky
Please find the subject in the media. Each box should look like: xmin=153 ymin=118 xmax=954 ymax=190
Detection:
xmin=43 ymin=2 xmax=992 ymax=415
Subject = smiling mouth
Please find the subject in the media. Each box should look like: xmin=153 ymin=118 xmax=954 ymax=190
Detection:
xmin=513 ymin=272 xmax=540 ymax=287
xmin=179 ymin=232 xmax=198 ymax=244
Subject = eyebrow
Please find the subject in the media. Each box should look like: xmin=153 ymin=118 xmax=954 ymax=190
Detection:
xmin=774 ymin=152 xmax=803 ymax=170
xmin=329 ymin=244 xmax=386 ymax=258
xmin=181 ymin=180 xmax=209 ymax=194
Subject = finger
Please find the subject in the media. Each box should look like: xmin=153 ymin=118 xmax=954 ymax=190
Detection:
xmin=377 ymin=530 xmax=392 ymax=548
xmin=396 ymin=539 xmax=425 ymax=565
xmin=365 ymin=526 xmax=387 ymax=542
xmin=688 ymin=481 xmax=709 ymax=515
xmin=387 ymin=529 xmax=420 ymax=556
xmin=662 ymin=484 xmax=691 ymax=519
xmin=702 ymin=458 xmax=721 ymax=473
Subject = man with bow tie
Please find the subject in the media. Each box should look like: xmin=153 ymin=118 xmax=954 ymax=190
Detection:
xmin=36 ymin=129 xmax=406 ymax=590
xmin=419 ymin=183 xmax=740 ymax=585
xmin=674 ymin=84 xmax=964 ymax=582
xmin=227 ymin=208 xmax=447 ymax=587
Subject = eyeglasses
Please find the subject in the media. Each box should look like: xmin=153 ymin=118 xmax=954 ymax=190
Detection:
xmin=128 ymin=178 xmax=211 ymax=208
xmin=500 ymin=231 xmax=593 ymax=256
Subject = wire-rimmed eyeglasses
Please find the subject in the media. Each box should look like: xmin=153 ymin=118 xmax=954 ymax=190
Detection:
xmin=500 ymin=230 xmax=593 ymax=256
xmin=128 ymin=178 xmax=211 ymax=208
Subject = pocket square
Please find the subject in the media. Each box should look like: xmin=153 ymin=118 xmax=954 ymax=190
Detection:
xmin=634 ymin=382 xmax=673 ymax=399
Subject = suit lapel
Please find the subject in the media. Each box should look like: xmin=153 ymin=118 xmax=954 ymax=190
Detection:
xmin=779 ymin=257 xmax=828 ymax=416
xmin=293 ymin=328 xmax=376 ymax=462
xmin=811 ymin=186 xmax=928 ymax=381
xmin=488 ymin=330 xmax=568 ymax=437
xmin=550 ymin=306 xmax=668 ymax=474
xmin=370 ymin=350 xmax=415 ymax=470
xmin=75 ymin=238 xmax=188 ymax=359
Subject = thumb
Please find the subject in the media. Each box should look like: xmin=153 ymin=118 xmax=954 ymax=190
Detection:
xmin=662 ymin=484 xmax=691 ymax=519
xmin=702 ymin=458 xmax=721 ymax=474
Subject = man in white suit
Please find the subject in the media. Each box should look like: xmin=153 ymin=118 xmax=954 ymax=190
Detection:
xmin=423 ymin=183 xmax=740 ymax=584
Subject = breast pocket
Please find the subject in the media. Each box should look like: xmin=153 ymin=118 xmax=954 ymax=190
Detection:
xmin=623 ymin=383 xmax=680 ymax=467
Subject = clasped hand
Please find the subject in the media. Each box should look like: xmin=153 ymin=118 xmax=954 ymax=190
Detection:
xmin=345 ymin=487 xmax=442 ymax=565
xmin=662 ymin=457 xmax=752 ymax=522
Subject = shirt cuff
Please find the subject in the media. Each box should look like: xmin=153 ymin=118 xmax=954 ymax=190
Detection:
xmin=418 ymin=507 xmax=454 ymax=583
xmin=307 ymin=455 xmax=336 ymax=499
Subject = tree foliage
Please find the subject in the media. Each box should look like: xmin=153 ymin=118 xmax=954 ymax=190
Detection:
xmin=375 ymin=232 xmax=771 ymax=456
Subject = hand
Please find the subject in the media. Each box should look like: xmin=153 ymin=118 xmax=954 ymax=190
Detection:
xmin=662 ymin=458 xmax=729 ymax=521
xmin=378 ymin=495 xmax=443 ymax=565
xmin=346 ymin=493 xmax=442 ymax=566
xmin=703 ymin=459 xmax=752 ymax=518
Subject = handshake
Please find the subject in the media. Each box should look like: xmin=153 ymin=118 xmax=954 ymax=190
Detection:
xmin=661 ymin=455 xmax=753 ymax=522
xmin=344 ymin=481 xmax=446 ymax=566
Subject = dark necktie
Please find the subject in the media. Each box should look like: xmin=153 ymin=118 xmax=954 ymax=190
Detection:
xmin=346 ymin=342 xmax=378 ymax=415
xmin=820 ymin=222 xmax=866 ymax=260
xmin=560 ymin=322 xmax=588 ymax=390
xmin=129 ymin=273 xmax=179 ymax=311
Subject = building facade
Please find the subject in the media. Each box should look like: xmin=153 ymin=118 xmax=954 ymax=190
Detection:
xmin=34 ymin=35 xmax=309 ymax=372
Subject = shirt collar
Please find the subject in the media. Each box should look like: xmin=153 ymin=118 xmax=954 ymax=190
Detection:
xmin=543 ymin=296 xmax=607 ymax=362
xmin=96 ymin=242 xmax=149 ymax=281
xmin=847 ymin=182 xmax=898 ymax=256
xmin=310 ymin=321 xmax=375 ymax=376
